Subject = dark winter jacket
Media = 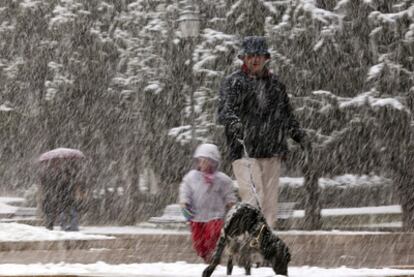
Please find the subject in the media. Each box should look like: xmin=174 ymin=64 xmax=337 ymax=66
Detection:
xmin=39 ymin=166 xmax=78 ymax=207
xmin=217 ymin=68 xmax=305 ymax=161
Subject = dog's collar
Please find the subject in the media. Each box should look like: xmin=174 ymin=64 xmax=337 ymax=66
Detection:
xmin=249 ymin=223 xmax=266 ymax=249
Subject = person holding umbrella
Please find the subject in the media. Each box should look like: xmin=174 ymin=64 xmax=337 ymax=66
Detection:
xmin=37 ymin=148 xmax=86 ymax=231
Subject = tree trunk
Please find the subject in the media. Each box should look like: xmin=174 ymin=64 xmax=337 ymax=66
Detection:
xmin=401 ymin=197 xmax=414 ymax=232
xmin=303 ymin=173 xmax=322 ymax=230
xmin=303 ymin=151 xmax=322 ymax=230
xmin=394 ymin=168 xmax=414 ymax=231
xmin=390 ymin=142 xmax=414 ymax=232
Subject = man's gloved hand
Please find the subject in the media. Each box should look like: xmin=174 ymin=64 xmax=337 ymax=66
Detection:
xmin=182 ymin=204 xmax=195 ymax=222
xmin=229 ymin=120 xmax=243 ymax=140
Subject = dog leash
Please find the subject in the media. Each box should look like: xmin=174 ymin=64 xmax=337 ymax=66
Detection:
xmin=237 ymin=139 xmax=262 ymax=209
xmin=250 ymin=223 xmax=266 ymax=249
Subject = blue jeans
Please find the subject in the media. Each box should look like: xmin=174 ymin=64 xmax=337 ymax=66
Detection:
xmin=60 ymin=207 xmax=79 ymax=231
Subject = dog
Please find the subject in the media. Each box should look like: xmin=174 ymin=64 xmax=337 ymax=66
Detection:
xmin=202 ymin=202 xmax=290 ymax=277
xmin=225 ymin=233 xmax=262 ymax=275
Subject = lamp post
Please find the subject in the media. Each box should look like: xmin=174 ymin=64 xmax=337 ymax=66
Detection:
xmin=178 ymin=10 xmax=200 ymax=38
xmin=178 ymin=1 xmax=200 ymax=148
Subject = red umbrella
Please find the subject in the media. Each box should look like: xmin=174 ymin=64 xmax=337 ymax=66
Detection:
xmin=37 ymin=148 xmax=85 ymax=163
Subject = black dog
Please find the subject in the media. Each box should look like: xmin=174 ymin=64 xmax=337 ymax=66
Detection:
xmin=225 ymin=233 xmax=262 ymax=275
xmin=202 ymin=203 xmax=290 ymax=277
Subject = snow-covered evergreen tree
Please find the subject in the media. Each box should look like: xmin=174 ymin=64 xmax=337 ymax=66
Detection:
xmin=0 ymin=0 xmax=413 ymax=227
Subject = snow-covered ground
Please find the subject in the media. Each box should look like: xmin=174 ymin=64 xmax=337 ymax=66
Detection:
xmin=1 ymin=262 xmax=414 ymax=277
xmin=279 ymin=174 xmax=390 ymax=188
xmin=0 ymin=222 xmax=114 ymax=241
xmin=0 ymin=220 xmax=404 ymax=243
xmin=0 ymin=197 xmax=24 ymax=214
xmin=293 ymin=205 xmax=401 ymax=218
xmin=1 ymin=222 xmax=398 ymax=242
xmin=2 ymin=223 xmax=411 ymax=277
xmin=0 ymin=197 xmax=410 ymax=276
xmin=82 ymin=225 xmax=190 ymax=235
xmin=0 ymin=197 xmax=403 ymax=242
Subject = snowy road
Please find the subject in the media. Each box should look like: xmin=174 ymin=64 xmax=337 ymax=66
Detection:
xmin=0 ymin=262 xmax=414 ymax=277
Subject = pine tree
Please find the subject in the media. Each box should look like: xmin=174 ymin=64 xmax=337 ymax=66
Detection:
xmin=366 ymin=0 xmax=414 ymax=230
xmin=267 ymin=0 xmax=413 ymax=229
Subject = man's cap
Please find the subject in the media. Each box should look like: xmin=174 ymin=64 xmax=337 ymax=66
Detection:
xmin=238 ymin=36 xmax=271 ymax=59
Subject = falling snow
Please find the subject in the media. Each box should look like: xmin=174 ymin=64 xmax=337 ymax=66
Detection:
xmin=0 ymin=0 xmax=413 ymax=275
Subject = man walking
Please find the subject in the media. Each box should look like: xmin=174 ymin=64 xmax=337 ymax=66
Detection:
xmin=217 ymin=36 xmax=309 ymax=227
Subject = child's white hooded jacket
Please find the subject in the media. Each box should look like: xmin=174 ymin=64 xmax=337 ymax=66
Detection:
xmin=179 ymin=144 xmax=237 ymax=222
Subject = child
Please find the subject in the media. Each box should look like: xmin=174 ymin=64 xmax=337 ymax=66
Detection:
xmin=179 ymin=143 xmax=237 ymax=263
